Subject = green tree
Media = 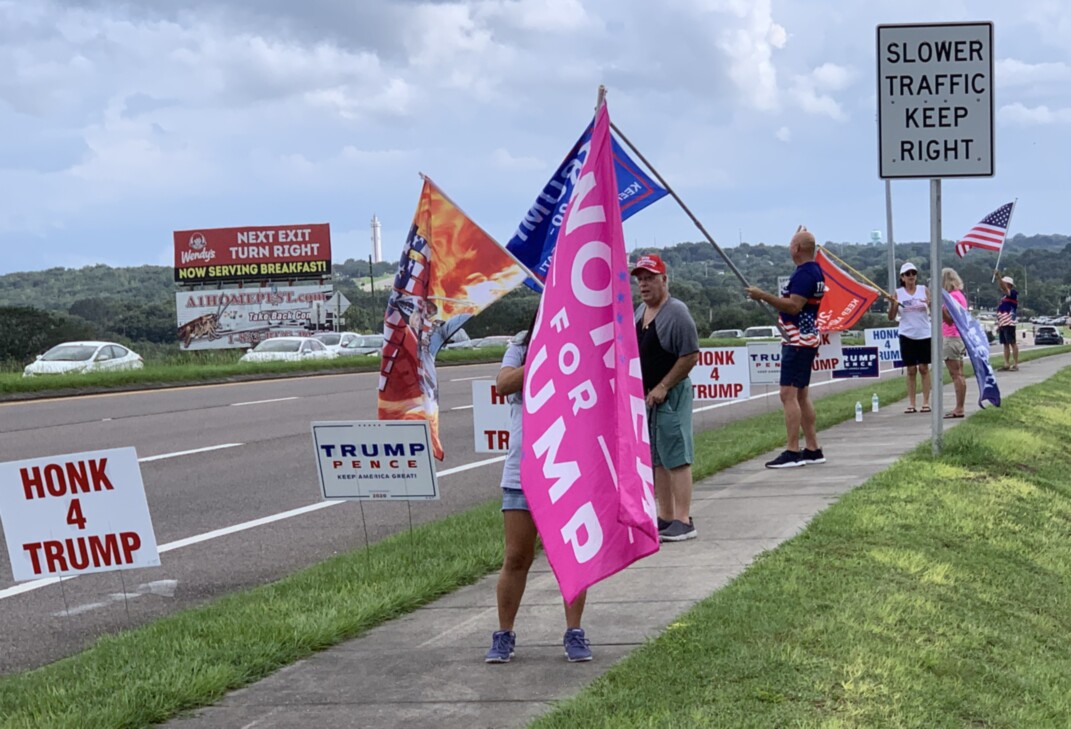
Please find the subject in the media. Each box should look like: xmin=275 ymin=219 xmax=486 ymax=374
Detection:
xmin=0 ymin=306 xmax=99 ymax=364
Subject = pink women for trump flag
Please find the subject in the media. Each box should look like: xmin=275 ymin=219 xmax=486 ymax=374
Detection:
xmin=520 ymin=103 xmax=659 ymax=605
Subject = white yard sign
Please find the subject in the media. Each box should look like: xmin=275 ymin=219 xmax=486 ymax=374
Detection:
xmin=747 ymin=342 xmax=781 ymax=385
xmin=812 ymin=332 xmax=843 ymax=372
xmin=865 ymin=327 xmax=904 ymax=368
xmin=877 ymin=22 xmax=994 ymax=179
xmin=691 ymin=347 xmax=750 ymax=401
xmin=0 ymin=448 xmax=160 ymax=582
xmin=471 ymin=380 xmax=511 ymax=453
xmin=311 ymin=421 xmax=439 ymax=501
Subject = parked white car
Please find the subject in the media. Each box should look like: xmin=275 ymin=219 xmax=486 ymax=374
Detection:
xmin=238 ymin=337 xmax=336 ymax=363
xmin=338 ymin=334 xmax=385 ymax=357
xmin=23 ymin=341 xmax=144 ymax=377
xmin=472 ymin=335 xmax=515 ymax=349
xmin=743 ymin=325 xmax=782 ymax=340
xmin=313 ymin=331 xmax=362 ymax=355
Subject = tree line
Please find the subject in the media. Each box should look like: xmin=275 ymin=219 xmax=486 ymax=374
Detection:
xmin=2 ymin=234 xmax=1068 ymax=366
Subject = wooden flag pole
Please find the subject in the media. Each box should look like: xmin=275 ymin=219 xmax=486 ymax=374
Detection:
xmin=818 ymin=245 xmax=892 ymax=298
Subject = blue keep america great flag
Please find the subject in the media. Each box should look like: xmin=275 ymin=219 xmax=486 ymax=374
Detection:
xmin=506 ymin=121 xmax=667 ymax=291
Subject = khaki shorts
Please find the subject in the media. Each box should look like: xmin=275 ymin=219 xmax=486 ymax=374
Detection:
xmin=942 ymin=336 xmax=966 ymax=361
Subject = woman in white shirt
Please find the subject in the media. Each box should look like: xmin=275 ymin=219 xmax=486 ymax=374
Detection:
xmin=886 ymin=262 xmax=932 ymax=413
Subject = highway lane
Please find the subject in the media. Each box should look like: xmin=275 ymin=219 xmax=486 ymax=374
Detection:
xmin=0 ymin=363 xmax=507 ymax=673
xmin=0 ymin=346 xmax=1016 ymax=673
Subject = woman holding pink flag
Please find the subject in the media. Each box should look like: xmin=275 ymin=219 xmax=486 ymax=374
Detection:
xmin=484 ymin=325 xmax=592 ymax=664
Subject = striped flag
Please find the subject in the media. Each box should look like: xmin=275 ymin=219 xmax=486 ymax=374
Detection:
xmin=954 ymin=202 xmax=1014 ymax=258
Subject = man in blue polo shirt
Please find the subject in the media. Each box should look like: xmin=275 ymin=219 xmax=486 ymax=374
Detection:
xmin=745 ymin=226 xmax=826 ymax=468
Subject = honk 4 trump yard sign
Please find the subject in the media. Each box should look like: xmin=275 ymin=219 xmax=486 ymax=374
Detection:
xmin=0 ymin=448 xmax=160 ymax=581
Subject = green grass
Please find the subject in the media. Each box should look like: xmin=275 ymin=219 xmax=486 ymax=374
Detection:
xmin=531 ymin=372 xmax=1071 ymax=727
xmin=0 ymin=504 xmax=505 ymax=728
xmin=0 ymin=345 xmax=1068 ymax=728
xmin=0 ymin=346 xmax=503 ymax=396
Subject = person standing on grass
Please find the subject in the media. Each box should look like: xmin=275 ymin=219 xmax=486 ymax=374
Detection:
xmin=745 ymin=226 xmax=826 ymax=469
xmin=485 ymin=326 xmax=592 ymax=664
xmin=941 ymin=268 xmax=968 ymax=419
xmin=887 ymin=262 xmax=932 ymax=414
xmin=632 ymin=253 xmax=700 ymax=543
xmin=994 ymin=270 xmax=1020 ymax=372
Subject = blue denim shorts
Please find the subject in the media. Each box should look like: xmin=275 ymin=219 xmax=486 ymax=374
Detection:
xmin=501 ymin=487 xmax=529 ymax=512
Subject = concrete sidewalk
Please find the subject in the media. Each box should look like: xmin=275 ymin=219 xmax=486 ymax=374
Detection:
xmin=169 ymin=353 xmax=1071 ymax=729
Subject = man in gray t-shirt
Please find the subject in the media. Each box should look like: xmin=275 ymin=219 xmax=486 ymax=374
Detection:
xmin=632 ymin=254 xmax=699 ymax=543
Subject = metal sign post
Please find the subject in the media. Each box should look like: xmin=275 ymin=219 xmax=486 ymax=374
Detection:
xmin=877 ymin=21 xmax=994 ymax=455
xmin=929 ymin=179 xmax=942 ymax=453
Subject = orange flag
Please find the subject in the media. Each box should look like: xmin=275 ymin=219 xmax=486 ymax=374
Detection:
xmin=814 ymin=248 xmax=880 ymax=332
xmin=378 ymin=177 xmax=529 ymax=459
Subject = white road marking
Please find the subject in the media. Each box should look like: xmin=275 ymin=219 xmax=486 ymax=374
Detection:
xmin=449 ymin=375 xmax=493 ymax=382
xmin=451 ymin=405 xmax=474 ymax=411
xmin=230 ymin=397 xmax=299 ymax=407
xmin=51 ymin=580 xmax=179 ymax=617
xmin=0 ymin=455 xmax=508 ymax=601
xmin=138 ymin=443 xmax=244 ymax=463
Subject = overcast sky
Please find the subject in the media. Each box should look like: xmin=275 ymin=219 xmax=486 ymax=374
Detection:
xmin=1 ymin=0 xmax=1068 ymax=276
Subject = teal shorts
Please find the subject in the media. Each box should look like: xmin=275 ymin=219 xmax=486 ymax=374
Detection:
xmin=648 ymin=379 xmax=694 ymax=470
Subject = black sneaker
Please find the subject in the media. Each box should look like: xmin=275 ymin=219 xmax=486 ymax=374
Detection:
xmin=657 ymin=517 xmax=672 ymax=532
xmin=801 ymin=448 xmax=826 ymax=465
xmin=765 ymin=450 xmax=804 ymax=469
xmin=659 ymin=519 xmax=697 ymax=542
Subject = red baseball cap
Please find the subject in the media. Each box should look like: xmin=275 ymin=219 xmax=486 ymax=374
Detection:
xmin=630 ymin=254 xmax=666 ymax=276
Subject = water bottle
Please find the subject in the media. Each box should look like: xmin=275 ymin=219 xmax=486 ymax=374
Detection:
xmin=855 ymin=401 xmax=863 ymax=422
xmin=871 ymin=393 xmax=880 ymax=413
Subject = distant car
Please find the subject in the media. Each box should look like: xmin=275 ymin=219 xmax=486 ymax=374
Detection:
xmin=473 ymin=335 xmax=515 ymax=349
xmin=743 ymin=325 xmax=782 ymax=340
xmin=23 ymin=341 xmax=144 ymax=377
xmin=442 ymin=328 xmax=472 ymax=349
xmin=710 ymin=328 xmax=744 ymax=339
xmin=338 ymin=334 xmax=385 ymax=357
xmin=1034 ymin=326 xmax=1064 ymax=345
xmin=238 ymin=337 xmax=336 ymax=363
xmin=445 ymin=337 xmax=481 ymax=350
xmin=313 ymin=331 xmax=362 ymax=354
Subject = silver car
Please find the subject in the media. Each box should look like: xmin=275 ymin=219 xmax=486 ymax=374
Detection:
xmin=338 ymin=334 xmax=385 ymax=357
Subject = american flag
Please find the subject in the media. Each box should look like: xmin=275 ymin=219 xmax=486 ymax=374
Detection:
xmin=955 ymin=202 xmax=1014 ymax=258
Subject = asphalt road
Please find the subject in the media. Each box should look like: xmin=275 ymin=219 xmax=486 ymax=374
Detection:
xmin=0 ymin=343 xmax=1025 ymax=674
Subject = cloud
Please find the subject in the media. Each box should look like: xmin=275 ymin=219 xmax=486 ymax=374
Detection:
xmin=996 ymin=58 xmax=1071 ymax=100
xmin=790 ymin=63 xmax=858 ymax=121
xmin=775 ymin=126 xmax=791 ymax=142
xmin=998 ymin=102 xmax=1071 ymax=125
xmin=491 ymin=147 xmax=546 ymax=172
xmin=711 ymin=0 xmax=787 ymax=111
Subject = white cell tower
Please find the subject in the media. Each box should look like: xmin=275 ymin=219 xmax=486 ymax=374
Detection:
xmin=371 ymin=214 xmax=383 ymax=263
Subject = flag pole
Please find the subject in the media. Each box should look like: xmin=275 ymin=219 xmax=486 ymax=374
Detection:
xmin=818 ymin=245 xmax=892 ymax=298
xmin=991 ymin=198 xmax=1018 ymax=282
xmin=608 ymin=120 xmax=778 ymax=320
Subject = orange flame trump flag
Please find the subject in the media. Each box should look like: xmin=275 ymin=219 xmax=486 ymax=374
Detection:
xmin=378 ymin=177 xmax=529 ymax=459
